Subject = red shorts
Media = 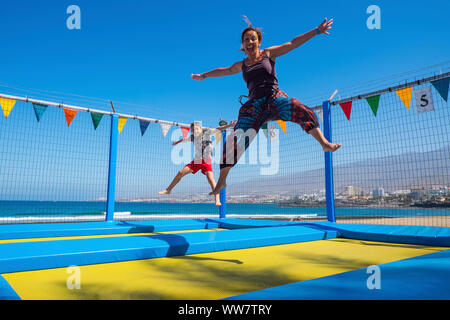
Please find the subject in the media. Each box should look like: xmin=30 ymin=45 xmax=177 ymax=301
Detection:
xmin=186 ymin=158 xmax=213 ymax=175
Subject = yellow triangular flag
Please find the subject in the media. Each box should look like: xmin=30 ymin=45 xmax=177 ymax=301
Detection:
xmin=215 ymin=131 xmax=222 ymax=144
xmin=0 ymin=98 xmax=16 ymax=118
xmin=395 ymin=87 xmax=413 ymax=110
xmin=118 ymin=116 xmax=127 ymax=133
xmin=276 ymin=120 xmax=286 ymax=134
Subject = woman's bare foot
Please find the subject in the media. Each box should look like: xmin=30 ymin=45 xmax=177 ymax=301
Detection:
xmin=158 ymin=189 xmax=171 ymax=195
xmin=214 ymin=194 xmax=222 ymax=206
xmin=209 ymin=182 xmax=227 ymax=195
xmin=322 ymin=143 xmax=342 ymax=152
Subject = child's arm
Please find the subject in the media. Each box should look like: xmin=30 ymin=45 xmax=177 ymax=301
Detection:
xmin=210 ymin=120 xmax=237 ymax=134
xmin=172 ymin=136 xmax=191 ymax=146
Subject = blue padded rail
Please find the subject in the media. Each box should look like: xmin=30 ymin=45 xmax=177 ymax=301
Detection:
xmin=225 ymin=248 xmax=450 ymax=300
xmin=0 ymin=219 xmax=219 ymax=240
xmin=313 ymin=221 xmax=450 ymax=247
xmin=0 ymin=225 xmax=338 ymax=273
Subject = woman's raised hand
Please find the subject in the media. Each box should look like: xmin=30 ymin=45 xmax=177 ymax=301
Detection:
xmin=191 ymin=74 xmax=205 ymax=81
xmin=317 ymin=18 xmax=333 ymax=35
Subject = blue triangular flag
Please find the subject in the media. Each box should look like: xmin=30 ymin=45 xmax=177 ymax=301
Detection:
xmin=139 ymin=120 xmax=150 ymax=136
xmin=32 ymin=103 xmax=48 ymax=122
xmin=431 ymin=77 xmax=449 ymax=102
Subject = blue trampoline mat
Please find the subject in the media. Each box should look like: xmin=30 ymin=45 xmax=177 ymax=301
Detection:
xmin=0 ymin=224 xmax=338 ymax=273
xmin=225 ymin=248 xmax=450 ymax=300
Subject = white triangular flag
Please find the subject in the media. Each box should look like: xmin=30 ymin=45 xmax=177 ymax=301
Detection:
xmin=414 ymin=86 xmax=434 ymax=113
xmin=315 ymin=107 xmax=323 ymax=123
xmin=160 ymin=123 xmax=171 ymax=138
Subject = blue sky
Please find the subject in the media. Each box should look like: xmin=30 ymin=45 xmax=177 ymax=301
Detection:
xmin=1 ymin=0 xmax=449 ymax=124
xmin=0 ymin=0 xmax=449 ymax=201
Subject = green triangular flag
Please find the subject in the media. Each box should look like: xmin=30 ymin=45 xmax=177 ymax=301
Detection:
xmin=261 ymin=122 xmax=268 ymax=138
xmin=366 ymin=95 xmax=381 ymax=116
xmin=90 ymin=112 xmax=103 ymax=130
xmin=431 ymin=78 xmax=449 ymax=102
xmin=32 ymin=103 xmax=48 ymax=122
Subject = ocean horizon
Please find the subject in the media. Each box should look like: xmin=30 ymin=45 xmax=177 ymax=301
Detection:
xmin=0 ymin=201 xmax=448 ymax=221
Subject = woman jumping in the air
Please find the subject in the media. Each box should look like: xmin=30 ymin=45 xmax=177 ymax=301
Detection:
xmin=191 ymin=17 xmax=341 ymax=195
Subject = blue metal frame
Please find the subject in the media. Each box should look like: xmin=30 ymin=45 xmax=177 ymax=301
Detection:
xmin=106 ymin=114 xmax=119 ymax=222
xmin=322 ymin=100 xmax=336 ymax=222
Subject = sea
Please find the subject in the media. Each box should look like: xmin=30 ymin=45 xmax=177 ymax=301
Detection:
xmin=0 ymin=201 xmax=448 ymax=223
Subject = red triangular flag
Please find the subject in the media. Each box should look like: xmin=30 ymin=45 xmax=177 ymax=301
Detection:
xmin=339 ymin=101 xmax=352 ymax=121
xmin=181 ymin=126 xmax=190 ymax=138
xmin=63 ymin=108 xmax=78 ymax=127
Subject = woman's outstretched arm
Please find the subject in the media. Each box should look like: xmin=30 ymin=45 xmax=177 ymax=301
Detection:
xmin=191 ymin=61 xmax=242 ymax=81
xmin=264 ymin=18 xmax=333 ymax=59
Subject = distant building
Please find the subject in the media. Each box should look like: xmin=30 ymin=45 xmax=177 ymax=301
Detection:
xmin=410 ymin=188 xmax=426 ymax=200
xmin=373 ymin=187 xmax=385 ymax=198
xmin=342 ymin=186 xmax=363 ymax=197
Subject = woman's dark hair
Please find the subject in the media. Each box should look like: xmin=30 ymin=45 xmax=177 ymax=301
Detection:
xmin=240 ymin=27 xmax=262 ymax=51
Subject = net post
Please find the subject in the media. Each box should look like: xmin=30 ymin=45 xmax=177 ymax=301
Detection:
xmin=322 ymin=100 xmax=336 ymax=222
xmin=106 ymin=114 xmax=119 ymax=222
xmin=219 ymin=120 xmax=227 ymax=219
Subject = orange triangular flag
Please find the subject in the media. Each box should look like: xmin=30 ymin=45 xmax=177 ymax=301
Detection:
xmin=63 ymin=108 xmax=78 ymax=127
xmin=276 ymin=120 xmax=286 ymax=134
xmin=118 ymin=117 xmax=127 ymax=133
xmin=181 ymin=126 xmax=190 ymax=138
xmin=339 ymin=101 xmax=352 ymax=121
xmin=395 ymin=87 xmax=413 ymax=110
xmin=0 ymin=97 xmax=16 ymax=118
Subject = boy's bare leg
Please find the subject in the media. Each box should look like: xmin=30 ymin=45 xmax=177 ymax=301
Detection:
xmin=308 ymin=127 xmax=342 ymax=152
xmin=158 ymin=166 xmax=193 ymax=195
xmin=209 ymin=166 xmax=231 ymax=195
xmin=205 ymin=171 xmax=221 ymax=206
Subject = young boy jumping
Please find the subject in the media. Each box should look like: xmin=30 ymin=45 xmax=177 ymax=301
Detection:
xmin=158 ymin=121 xmax=236 ymax=206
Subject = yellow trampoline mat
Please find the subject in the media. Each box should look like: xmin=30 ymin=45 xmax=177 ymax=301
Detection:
xmin=3 ymin=238 xmax=447 ymax=300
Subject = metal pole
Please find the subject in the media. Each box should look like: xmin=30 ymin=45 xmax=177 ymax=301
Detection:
xmin=218 ymin=120 xmax=227 ymax=219
xmin=322 ymin=100 xmax=336 ymax=222
xmin=105 ymin=114 xmax=119 ymax=222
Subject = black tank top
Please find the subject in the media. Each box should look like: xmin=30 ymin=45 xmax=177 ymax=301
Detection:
xmin=242 ymin=51 xmax=280 ymax=99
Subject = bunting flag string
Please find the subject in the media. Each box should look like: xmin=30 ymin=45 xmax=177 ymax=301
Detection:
xmin=118 ymin=116 xmax=127 ymax=133
xmin=0 ymin=74 xmax=447 ymax=137
xmin=90 ymin=112 xmax=103 ymax=130
xmin=160 ymin=123 xmax=171 ymax=138
xmin=63 ymin=108 xmax=78 ymax=127
xmin=339 ymin=101 xmax=353 ymax=120
xmin=276 ymin=120 xmax=286 ymax=134
xmin=431 ymin=77 xmax=449 ymax=102
xmin=180 ymin=126 xmax=190 ymax=139
xmin=395 ymin=87 xmax=413 ymax=110
xmin=0 ymin=97 xmax=16 ymax=118
xmin=365 ymin=95 xmax=380 ymax=117
xmin=32 ymin=103 xmax=48 ymax=122
xmin=139 ymin=119 xmax=150 ymax=136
